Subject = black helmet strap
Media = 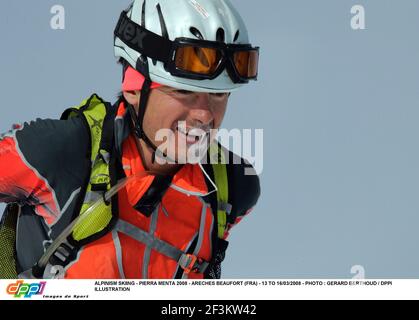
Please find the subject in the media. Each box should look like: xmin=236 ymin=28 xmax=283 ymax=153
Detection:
xmin=126 ymin=56 xmax=177 ymax=165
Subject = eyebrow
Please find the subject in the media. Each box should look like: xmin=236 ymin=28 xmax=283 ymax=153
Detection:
xmin=161 ymin=87 xmax=194 ymax=94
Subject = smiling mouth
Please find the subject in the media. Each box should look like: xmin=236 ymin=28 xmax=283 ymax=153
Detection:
xmin=175 ymin=125 xmax=211 ymax=145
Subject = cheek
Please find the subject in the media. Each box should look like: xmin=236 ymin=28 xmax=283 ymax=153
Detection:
xmin=142 ymin=96 xmax=187 ymax=138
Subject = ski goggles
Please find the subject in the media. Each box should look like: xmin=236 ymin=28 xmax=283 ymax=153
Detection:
xmin=115 ymin=11 xmax=259 ymax=84
xmin=168 ymin=38 xmax=259 ymax=83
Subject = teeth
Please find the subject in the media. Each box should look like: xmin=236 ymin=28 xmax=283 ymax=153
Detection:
xmin=188 ymin=128 xmax=207 ymax=137
xmin=176 ymin=127 xmax=209 ymax=138
xmin=177 ymin=126 xmax=187 ymax=135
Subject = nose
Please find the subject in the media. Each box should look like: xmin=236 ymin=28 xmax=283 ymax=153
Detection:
xmin=188 ymin=93 xmax=214 ymax=126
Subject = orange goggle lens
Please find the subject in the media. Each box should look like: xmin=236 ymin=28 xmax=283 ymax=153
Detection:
xmin=175 ymin=46 xmax=222 ymax=75
xmin=233 ymin=50 xmax=259 ymax=78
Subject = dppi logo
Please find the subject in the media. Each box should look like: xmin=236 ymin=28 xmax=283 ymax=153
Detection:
xmin=6 ymin=280 xmax=46 ymax=298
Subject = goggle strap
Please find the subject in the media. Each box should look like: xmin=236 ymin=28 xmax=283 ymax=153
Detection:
xmin=114 ymin=11 xmax=172 ymax=64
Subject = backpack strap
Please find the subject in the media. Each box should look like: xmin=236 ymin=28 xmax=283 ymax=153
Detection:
xmin=60 ymin=94 xmax=117 ymax=243
xmin=199 ymin=143 xmax=231 ymax=279
xmin=209 ymin=143 xmax=232 ymax=239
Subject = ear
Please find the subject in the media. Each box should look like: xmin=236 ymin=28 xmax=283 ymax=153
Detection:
xmin=123 ymin=90 xmax=140 ymax=108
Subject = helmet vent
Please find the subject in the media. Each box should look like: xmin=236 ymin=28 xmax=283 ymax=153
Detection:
xmin=141 ymin=0 xmax=146 ymax=27
xmin=216 ymin=28 xmax=225 ymax=43
xmin=234 ymin=30 xmax=240 ymax=42
xmin=127 ymin=2 xmax=134 ymax=18
xmin=156 ymin=4 xmax=169 ymax=39
xmin=189 ymin=27 xmax=204 ymax=40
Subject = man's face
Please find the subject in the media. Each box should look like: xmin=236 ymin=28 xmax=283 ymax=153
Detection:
xmin=130 ymin=86 xmax=229 ymax=163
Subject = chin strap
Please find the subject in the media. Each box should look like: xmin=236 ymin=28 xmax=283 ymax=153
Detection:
xmin=126 ymin=57 xmax=178 ymax=165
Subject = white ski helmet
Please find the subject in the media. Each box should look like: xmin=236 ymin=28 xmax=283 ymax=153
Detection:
xmin=114 ymin=0 xmax=258 ymax=93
